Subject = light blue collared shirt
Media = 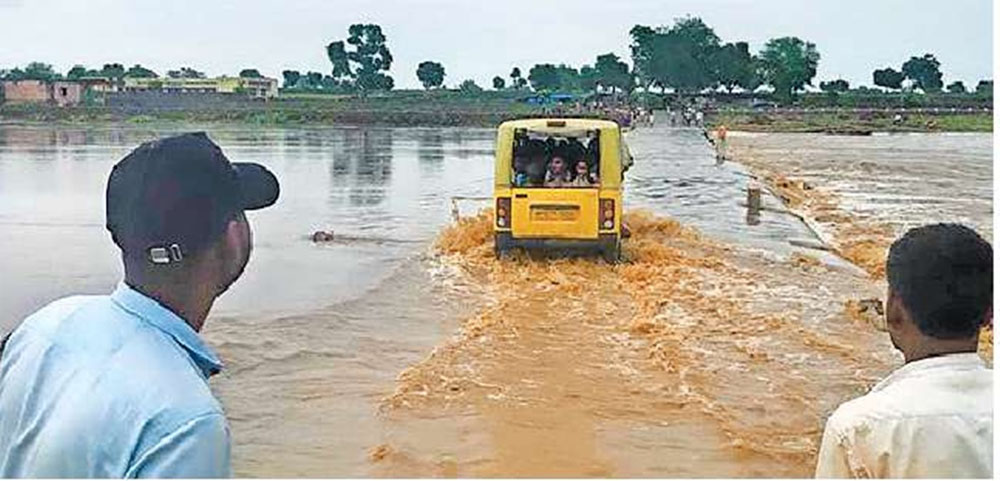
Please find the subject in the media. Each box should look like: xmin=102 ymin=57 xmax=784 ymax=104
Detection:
xmin=0 ymin=283 xmax=231 ymax=478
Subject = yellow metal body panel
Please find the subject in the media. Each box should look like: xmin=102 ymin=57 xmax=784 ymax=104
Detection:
xmin=493 ymin=118 xmax=626 ymax=241
xmin=510 ymin=188 xmax=599 ymax=239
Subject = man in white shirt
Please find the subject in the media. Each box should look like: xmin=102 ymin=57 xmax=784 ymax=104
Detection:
xmin=816 ymin=223 xmax=992 ymax=478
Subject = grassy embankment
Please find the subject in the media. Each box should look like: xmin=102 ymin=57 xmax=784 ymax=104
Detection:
xmin=1 ymin=89 xmax=992 ymax=131
xmin=0 ymin=90 xmax=551 ymax=128
xmin=706 ymin=110 xmax=992 ymax=133
xmin=705 ymin=91 xmax=992 ymax=132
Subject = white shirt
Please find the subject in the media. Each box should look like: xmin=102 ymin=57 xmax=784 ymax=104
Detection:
xmin=815 ymin=353 xmax=992 ymax=478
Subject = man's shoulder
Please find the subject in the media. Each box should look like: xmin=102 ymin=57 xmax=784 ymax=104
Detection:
xmin=19 ymin=294 xmax=106 ymax=333
xmin=827 ymin=363 xmax=993 ymax=434
xmin=9 ymin=292 xmax=222 ymax=416
xmin=825 ymin=390 xmax=891 ymax=434
xmin=14 ymin=293 xmax=146 ymax=361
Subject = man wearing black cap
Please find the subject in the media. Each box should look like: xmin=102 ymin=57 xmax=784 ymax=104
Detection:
xmin=0 ymin=133 xmax=279 ymax=477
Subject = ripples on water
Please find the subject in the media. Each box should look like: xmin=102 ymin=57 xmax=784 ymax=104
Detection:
xmin=0 ymin=124 xmax=988 ymax=476
xmin=376 ymin=210 xmax=894 ymax=477
xmin=725 ymin=132 xmax=992 ymax=242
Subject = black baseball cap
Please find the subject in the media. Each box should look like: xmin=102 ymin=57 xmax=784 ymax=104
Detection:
xmin=106 ymin=132 xmax=279 ymax=264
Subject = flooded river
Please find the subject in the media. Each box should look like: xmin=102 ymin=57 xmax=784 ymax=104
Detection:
xmin=724 ymin=132 xmax=993 ymax=277
xmin=0 ymin=123 xmax=989 ymax=476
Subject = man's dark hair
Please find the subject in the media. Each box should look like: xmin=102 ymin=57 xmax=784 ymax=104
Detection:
xmin=887 ymin=223 xmax=992 ymax=339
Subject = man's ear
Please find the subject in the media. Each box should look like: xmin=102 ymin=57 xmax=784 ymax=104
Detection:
xmin=224 ymin=217 xmax=248 ymax=252
xmin=885 ymin=288 xmax=906 ymax=329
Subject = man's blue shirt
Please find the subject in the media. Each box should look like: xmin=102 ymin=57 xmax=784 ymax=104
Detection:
xmin=0 ymin=283 xmax=231 ymax=478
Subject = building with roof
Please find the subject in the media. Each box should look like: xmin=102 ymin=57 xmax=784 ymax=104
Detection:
xmin=1 ymin=79 xmax=84 ymax=106
xmin=122 ymin=76 xmax=278 ymax=98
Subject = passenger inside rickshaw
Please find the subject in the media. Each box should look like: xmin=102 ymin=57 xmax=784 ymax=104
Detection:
xmin=511 ymin=129 xmax=600 ymax=188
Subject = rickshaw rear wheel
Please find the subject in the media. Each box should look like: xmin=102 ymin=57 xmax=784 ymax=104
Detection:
xmin=600 ymin=238 xmax=621 ymax=264
xmin=494 ymin=233 xmax=512 ymax=259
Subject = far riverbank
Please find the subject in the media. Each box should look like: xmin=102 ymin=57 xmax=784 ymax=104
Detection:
xmin=1 ymin=93 xmax=992 ymax=131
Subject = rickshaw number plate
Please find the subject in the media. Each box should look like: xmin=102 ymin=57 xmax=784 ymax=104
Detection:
xmin=531 ymin=206 xmax=579 ymax=221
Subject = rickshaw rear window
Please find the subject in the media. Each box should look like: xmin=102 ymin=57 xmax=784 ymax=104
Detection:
xmin=511 ymin=128 xmax=600 ymax=188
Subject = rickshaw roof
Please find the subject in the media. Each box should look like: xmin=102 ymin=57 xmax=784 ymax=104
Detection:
xmin=498 ymin=118 xmax=621 ymax=135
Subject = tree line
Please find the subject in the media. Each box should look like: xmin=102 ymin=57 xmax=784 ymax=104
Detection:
xmin=276 ymin=19 xmax=990 ymax=102
xmin=4 ymin=18 xmax=992 ymax=103
xmin=0 ymin=62 xmax=268 ymax=83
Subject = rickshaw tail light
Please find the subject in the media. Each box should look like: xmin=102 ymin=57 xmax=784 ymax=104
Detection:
xmin=599 ymin=199 xmax=615 ymax=229
xmin=496 ymin=197 xmax=511 ymax=228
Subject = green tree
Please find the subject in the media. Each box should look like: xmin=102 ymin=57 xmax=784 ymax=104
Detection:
xmin=326 ymin=23 xmax=394 ymax=94
xmin=458 ymin=79 xmax=482 ymax=94
xmin=553 ymin=64 xmax=580 ymax=91
xmin=661 ymin=16 xmax=720 ymax=92
xmin=594 ymin=53 xmax=632 ymax=93
xmin=712 ymin=42 xmax=757 ymax=92
xmin=975 ymin=80 xmax=993 ymax=95
xmin=23 ymin=62 xmax=57 ymax=81
xmin=125 ymin=64 xmax=158 ymax=78
xmin=509 ymin=67 xmax=527 ymax=90
xmin=819 ymin=79 xmax=849 ymax=92
xmin=630 ymin=17 xmax=721 ymax=93
xmin=281 ymin=70 xmax=301 ymax=89
xmin=2 ymin=68 xmax=26 ymax=80
xmin=758 ymin=36 xmax=820 ymax=103
xmin=901 ymin=54 xmax=943 ymax=92
xmin=579 ymin=65 xmax=599 ymax=92
xmin=492 ymin=76 xmax=505 ymax=90
xmin=873 ymin=67 xmax=904 ymax=90
xmin=528 ymin=64 xmax=559 ymax=91
xmin=946 ymin=81 xmax=966 ymax=94
xmin=239 ymin=68 xmax=263 ymax=78
xmin=66 ymin=65 xmax=89 ymax=80
xmin=320 ymin=75 xmax=337 ymax=90
xmin=304 ymin=71 xmax=324 ymax=88
xmin=167 ymin=67 xmax=205 ymax=79
xmin=100 ymin=63 xmax=125 ymax=79
xmin=628 ymin=25 xmax=658 ymax=90
xmin=416 ymin=61 xmax=445 ymax=89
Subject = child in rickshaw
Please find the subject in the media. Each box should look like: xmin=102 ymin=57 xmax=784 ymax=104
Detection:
xmin=544 ymin=155 xmax=571 ymax=187
xmin=513 ymin=154 xmax=530 ymax=187
xmin=569 ymin=159 xmax=598 ymax=187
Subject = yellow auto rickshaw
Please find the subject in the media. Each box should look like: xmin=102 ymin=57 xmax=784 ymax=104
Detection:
xmin=493 ymin=118 xmax=633 ymax=262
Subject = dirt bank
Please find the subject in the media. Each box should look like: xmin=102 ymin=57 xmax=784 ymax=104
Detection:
xmin=371 ymin=210 xmax=896 ymax=477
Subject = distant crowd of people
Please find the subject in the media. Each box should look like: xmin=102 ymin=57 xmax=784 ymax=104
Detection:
xmin=544 ymin=101 xmax=656 ymax=129
xmin=666 ymin=106 xmax=705 ymax=127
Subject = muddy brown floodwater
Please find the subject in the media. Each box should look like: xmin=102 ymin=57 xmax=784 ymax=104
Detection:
xmin=372 ymin=210 xmax=896 ymax=477
xmin=0 ymin=123 xmax=989 ymax=477
xmin=724 ymin=132 xmax=993 ymax=358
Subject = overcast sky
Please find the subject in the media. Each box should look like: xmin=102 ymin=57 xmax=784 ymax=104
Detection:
xmin=0 ymin=0 xmax=992 ymax=89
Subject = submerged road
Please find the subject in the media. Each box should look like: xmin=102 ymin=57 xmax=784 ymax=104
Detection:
xmin=368 ymin=126 xmax=900 ymax=477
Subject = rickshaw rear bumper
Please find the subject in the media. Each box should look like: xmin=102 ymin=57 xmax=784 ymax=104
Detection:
xmin=494 ymin=232 xmax=619 ymax=252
